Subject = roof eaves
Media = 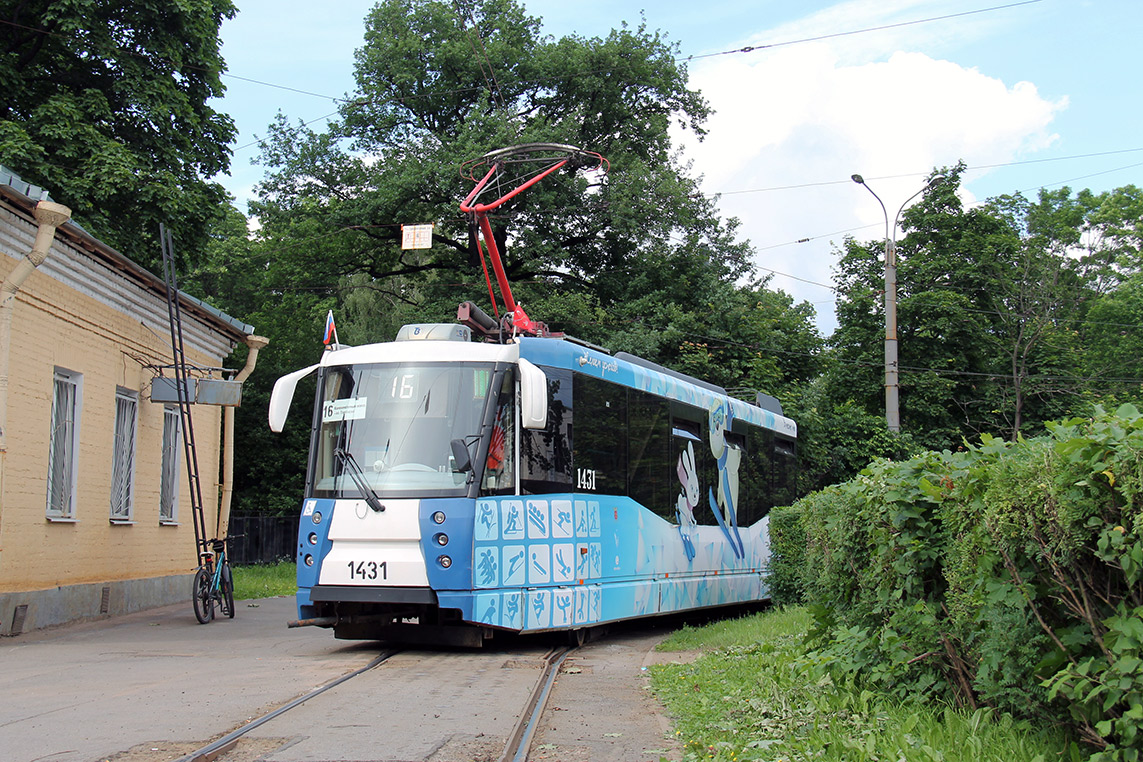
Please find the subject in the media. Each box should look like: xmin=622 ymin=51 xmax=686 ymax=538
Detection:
xmin=0 ymin=165 xmax=255 ymax=340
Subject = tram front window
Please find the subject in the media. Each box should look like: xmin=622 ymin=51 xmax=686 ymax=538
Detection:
xmin=313 ymin=363 xmax=496 ymax=498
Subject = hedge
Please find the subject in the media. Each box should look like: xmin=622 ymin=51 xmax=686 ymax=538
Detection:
xmin=771 ymin=404 xmax=1143 ymax=761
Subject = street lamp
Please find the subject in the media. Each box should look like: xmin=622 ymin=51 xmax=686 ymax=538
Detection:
xmin=851 ymin=173 xmax=946 ymax=432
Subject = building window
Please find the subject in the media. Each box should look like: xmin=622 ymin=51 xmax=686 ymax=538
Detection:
xmin=160 ymin=407 xmax=181 ymax=523
xmin=110 ymin=389 xmax=138 ymax=522
xmin=47 ymin=369 xmax=82 ymax=519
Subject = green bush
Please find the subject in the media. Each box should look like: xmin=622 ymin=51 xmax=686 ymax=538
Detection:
xmin=786 ymin=403 xmax=1143 ymax=760
xmin=768 ymin=503 xmax=806 ymax=605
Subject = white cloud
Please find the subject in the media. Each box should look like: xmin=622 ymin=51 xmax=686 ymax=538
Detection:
xmin=676 ymin=42 xmax=1066 ymax=335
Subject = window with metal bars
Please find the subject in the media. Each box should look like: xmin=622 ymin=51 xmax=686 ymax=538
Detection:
xmin=47 ymin=369 xmax=81 ymax=519
xmin=109 ymin=389 xmax=137 ymax=522
xmin=160 ymin=406 xmax=180 ymax=523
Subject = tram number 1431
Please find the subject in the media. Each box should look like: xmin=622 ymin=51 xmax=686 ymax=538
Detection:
xmin=576 ymin=468 xmax=597 ymax=491
xmin=348 ymin=560 xmax=387 ymax=581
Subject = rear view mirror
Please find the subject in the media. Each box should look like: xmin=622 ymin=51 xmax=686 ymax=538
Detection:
xmin=450 ymin=438 xmax=473 ymax=473
xmin=518 ymin=358 xmax=547 ymax=430
xmin=268 ymin=363 xmax=319 ymax=432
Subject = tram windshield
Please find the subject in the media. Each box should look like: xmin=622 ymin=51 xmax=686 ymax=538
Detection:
xmin=312 ymin=363 xmax=498 ymax=498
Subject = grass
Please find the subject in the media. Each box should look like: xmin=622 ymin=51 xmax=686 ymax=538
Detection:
xmin=651 ymin=606 xmax=1083 ymax=762
xmin=231 ymin=560 xmax=296 ymax=600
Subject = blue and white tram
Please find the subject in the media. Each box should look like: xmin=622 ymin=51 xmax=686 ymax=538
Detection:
xmin=269 ymin=325 xmax=797 ymax=645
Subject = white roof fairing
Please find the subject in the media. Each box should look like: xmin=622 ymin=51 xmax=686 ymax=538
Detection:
xmin=317 ymin=340 xmax=520 ymax=366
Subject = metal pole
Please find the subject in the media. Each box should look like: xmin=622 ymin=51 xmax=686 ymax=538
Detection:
xmin=884 ymin=235 xmax=899 ymax=431
xmin=852 ymin=174 xmax=945 ymax=433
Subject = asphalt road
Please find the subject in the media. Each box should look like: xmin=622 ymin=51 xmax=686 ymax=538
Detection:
xmin=0 ymin=597 xmax=375 ymax=762
xmin=0 ymin=597 xmax=684 ymax=762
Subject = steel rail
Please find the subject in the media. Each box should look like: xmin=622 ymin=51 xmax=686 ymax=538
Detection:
xmin=501 ymin=645 xmax=575 ymax=762
xmin=171 ymin=649 xmax=399 ymax=762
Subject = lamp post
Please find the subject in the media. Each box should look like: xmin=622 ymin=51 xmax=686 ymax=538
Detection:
xmin=850 ymin=173 xmax=945 ymax=432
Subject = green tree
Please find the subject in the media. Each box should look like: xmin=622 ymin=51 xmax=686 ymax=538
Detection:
xmin=1071 ymin=185 xmax=1143 ymax=290
xmin=252 ymin=0 xmax=718 ymax=305
xmin=829 ymin=168 xmax=1093 ymax=449
xmin=249 ymin=0 xmax=817 ymax=378
xmin=980 ymin=190 xmax=1087 ymax=435
xmin=229 ymin=0 xmax=824 ymax=510
xmin=0 ymin=0 xmax=237 ymax=271
xmin=1082 ymin=274 xmax=1143 ymax=393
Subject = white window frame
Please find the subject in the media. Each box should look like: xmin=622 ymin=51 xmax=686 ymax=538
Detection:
xmin=109 ymin=388 xmax=138 ymax=523
xmin=47 ymin=368 xmax=82 ymax=520
xmin=160 ymin=406 xmax=181 ymax=525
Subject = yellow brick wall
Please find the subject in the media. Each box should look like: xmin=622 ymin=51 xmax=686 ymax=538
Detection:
xmin=0 ymin=246 xmax=229 ymax=592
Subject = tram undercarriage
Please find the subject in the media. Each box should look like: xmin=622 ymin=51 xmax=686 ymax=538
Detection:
xmin=290 ymin=598 xmax=495 ymax=647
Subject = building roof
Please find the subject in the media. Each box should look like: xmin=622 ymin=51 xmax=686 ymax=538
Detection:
xmin=0 ymin=165 xmax=254 ymax=340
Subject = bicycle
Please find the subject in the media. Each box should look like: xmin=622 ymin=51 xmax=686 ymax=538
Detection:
xmin=192 ymin=536 xmax=237 ymax=624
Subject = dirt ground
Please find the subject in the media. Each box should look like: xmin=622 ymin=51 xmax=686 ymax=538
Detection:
xmin=528 ymin=633 xmax=703 ymax=762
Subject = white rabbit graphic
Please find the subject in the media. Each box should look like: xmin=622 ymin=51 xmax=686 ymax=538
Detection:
xmin=675 ymin=441 xmax=699 ymax=561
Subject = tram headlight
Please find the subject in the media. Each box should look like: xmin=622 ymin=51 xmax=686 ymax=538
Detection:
xmin=311 ymin=511 xmax=323 ymax=525
xmin=432 ymin=511 xmax=446 ymax=524
xmin=308 ymin=532 xmax=318 ymax=545
xmin=438 ymin=555 xmax=452 ymax=569
xmin=434 ymin=533 xmax=449 ymax=546
xmin=304 ymin=554 xmax=315 ymax=566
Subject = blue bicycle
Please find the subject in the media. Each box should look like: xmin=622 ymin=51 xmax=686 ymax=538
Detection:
xmin=192 ymin=537 xmax=235 ymax=623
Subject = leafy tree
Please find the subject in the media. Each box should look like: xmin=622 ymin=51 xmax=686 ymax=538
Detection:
xmin=828 ymin=168 xmax=1095 ymax=448
xmin=1070 ymin=185 xmax=1143 ymax=291
xmin=249 ymin=0 xmax=818 ymax=376
xmin=1082 ymin=273 xmax=1143 ymax=393
xmin=229 ymin=0 xmax=825 ymax=510
xmin=252 ymin=0 xmax=719 ymax=309
xmin=980 ymin=191 xmax=1087 ymax=434
xmin=0 ymin=0 xmax=237 ymax=271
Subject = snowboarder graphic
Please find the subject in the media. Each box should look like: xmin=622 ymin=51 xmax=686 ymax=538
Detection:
xmin=708 ymin=399 xmax=744 ymax=558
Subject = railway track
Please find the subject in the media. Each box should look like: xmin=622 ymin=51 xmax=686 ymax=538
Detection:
xmin=171 ymin=644 xmax=575 ymax=762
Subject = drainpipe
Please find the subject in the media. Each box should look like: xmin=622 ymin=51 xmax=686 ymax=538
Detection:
xmin=0 ymin=200 xmax=71 ymax=569
xmin=217 ymin=334 xmax=269 ymax=540
xmin=0 ymin=200 xmax=72 ymax=451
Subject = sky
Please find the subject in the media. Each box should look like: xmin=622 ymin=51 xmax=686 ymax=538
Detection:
xmin=211 ymin=0 xmax=1143 ymax=335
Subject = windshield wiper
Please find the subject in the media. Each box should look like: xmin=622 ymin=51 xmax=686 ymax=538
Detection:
xmin=334 ymin=448 xmax=385 ymax=513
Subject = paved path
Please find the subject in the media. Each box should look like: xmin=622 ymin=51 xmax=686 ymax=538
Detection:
xmin=0 ymin=599 xmax=686 ymax=762
xmin=0 ymin=597 xmax=375 ymax=762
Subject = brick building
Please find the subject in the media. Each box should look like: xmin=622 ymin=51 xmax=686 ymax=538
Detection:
xmin=0 ymin=167 xmax=258 ymax=635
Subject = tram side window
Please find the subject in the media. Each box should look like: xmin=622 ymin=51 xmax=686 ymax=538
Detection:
xmin=521 ymin=367 xmax=573 ymax=494
xmin=481 ymin=370 xmax=516 ymax=495
xmin=720 ymin=430 xmax=747 ymax=525
xmin=771 ymin=435 xmax=797 ymax=509
xmin=739 ymin=428 xmax=768 ymax=525
xmin=572 ymin=374 xmax=627 ymax=495
xmin=671 ymin=412 xmax=717 ymax=525
xmin=629 ymin=391 xmax=672 ymax=518
xmin=740 ymin=429 xmax=798 ymax=523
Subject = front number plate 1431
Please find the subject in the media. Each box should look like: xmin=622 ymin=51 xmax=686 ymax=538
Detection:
xmin=346 ymin=560 xmax=387 ymax=581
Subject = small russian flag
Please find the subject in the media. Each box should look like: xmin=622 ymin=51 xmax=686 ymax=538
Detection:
xmin=323 ymin=310 xmax=338 ymax=346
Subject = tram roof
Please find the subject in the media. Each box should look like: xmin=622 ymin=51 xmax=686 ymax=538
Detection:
xmin=316 ymin=334 xmax=796 ymax=438
xmin=517 ymin=338 xmax=797 ymax=438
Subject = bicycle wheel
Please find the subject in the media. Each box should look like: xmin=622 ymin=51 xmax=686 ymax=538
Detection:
xmin=192 ymin=566 xmax=214 ymax=624
xmin=220 ymin=563 xmax=235 ymax=619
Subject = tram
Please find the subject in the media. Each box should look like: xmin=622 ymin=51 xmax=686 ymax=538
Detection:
xmin=268 ymin=145 xmax=797 ymax=645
